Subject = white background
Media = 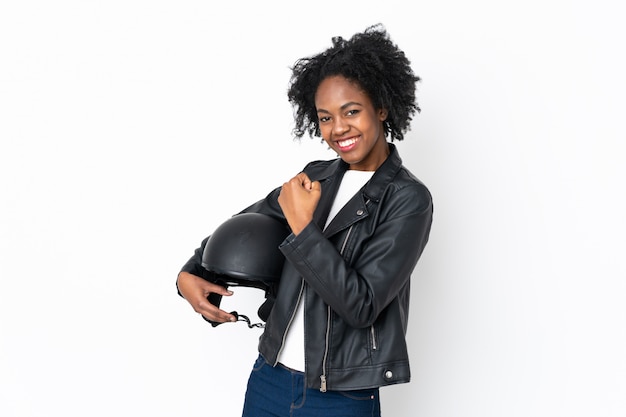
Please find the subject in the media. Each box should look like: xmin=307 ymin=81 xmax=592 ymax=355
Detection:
xmin=1 ymin=1 xmax=625 ymax=416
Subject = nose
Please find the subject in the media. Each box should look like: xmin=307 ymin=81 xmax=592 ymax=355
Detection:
xmin=332 ymin=116 xmax=349 ymax=136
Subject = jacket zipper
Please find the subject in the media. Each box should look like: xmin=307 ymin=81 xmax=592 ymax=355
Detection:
xmin=320 ymin=225 xmax=354 ymax=392
xmin=274 ymin=280 xmax=305 ymax=366
xmin=370 ymin=325 xmax=378 ymax=350
xmin=319 ymin=304 xmax=332 ymax=392
xmin=363 ymin=199 xmax=377 ymax=352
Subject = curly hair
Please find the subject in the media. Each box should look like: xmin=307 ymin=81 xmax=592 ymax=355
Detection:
xmin=287 ymin=24 xmax=420 ymax=142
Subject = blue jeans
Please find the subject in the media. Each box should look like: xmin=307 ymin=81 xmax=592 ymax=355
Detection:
xmin=242 ymin=354 xmax=381 ymax=417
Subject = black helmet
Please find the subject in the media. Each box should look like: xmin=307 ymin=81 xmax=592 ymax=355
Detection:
xmin=201 ymin=213 xmax=289 ymax=328
xmin=201 ymin=212 xmax=289 ymax=293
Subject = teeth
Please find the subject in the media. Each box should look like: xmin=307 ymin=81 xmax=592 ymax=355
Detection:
xmin=338 ymin=138 xmax=357 ymax=147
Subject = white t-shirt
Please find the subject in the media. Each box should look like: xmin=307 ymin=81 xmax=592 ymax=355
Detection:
xmin=277 ymin=169 xmax=375 ymax=371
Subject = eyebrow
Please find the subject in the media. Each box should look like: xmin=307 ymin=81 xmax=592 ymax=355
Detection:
xmin=317 ymin=101 xmax=364 ymax=114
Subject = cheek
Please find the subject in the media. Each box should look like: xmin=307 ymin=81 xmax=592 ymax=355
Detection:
xmin=319 ymin=124 xmax=332 ymax=140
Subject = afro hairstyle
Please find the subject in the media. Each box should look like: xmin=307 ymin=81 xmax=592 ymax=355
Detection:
xmin=287 ymin=24 xmax=420 ymax=142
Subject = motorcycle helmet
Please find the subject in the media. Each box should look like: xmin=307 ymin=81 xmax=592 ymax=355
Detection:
xmin=201 ymin=212 xmax=289 ymax=290
xmin=201 ymin=212 xmax=290 ymax=327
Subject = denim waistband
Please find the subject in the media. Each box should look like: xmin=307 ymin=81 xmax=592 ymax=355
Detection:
xmin=276 ymin=361 xmax=305 ymax=375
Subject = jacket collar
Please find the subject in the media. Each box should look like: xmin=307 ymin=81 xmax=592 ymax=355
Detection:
xmin=315 ymin=143 xmax=402 ymax=193
xmin=362 ymin=143 xmax=403 ymax=203
xmin=313 ymin=143 xmax=403 ymax=234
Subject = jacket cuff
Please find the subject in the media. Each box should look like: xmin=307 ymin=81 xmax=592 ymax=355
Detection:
xmin=279 ymin=221 xmax=320 ymax=254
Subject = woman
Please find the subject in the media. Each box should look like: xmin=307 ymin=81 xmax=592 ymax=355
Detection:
xmin=177 ymin=24 xmax=433 ymax=417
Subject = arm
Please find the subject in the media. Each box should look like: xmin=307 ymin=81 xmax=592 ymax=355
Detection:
xmin=280 ymin=183 xmax=433 ymax=328
xmin=176 ymin=186 xmax=289 ymax=324
xmin=176 ymin=237 xmax=236 ymax=323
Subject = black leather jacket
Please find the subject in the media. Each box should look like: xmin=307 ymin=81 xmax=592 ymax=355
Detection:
xmin=180 ymin=143 xmax=432 ymax=392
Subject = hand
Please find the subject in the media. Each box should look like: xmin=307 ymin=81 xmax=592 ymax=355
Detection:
xmin=278 ymin=172 xmax=321 ymax=235
xmin=177 ymin=271 xmax=236 ymax=323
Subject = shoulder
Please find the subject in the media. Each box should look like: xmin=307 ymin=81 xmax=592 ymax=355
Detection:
xmin=397 ymin=165 xmax=430 ymax=195
xmin=386 ymin=165 xmax=433 ymax=214
xmin=301 ymin=157 xmax=345 ymax=181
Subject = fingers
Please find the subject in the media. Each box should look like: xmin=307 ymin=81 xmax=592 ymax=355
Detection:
xmin=177 ymin=272 xmax=236 ymax=323
xmin=204 ymin=281 xmax=234 ymax=297
xmin=277 ymin=172 xmax=322 ymax=236
xmin=309 ymin=179 xmax=321 ymax=192
xmin=285 ymin=172 xmax=320 ymax=192
xmin=195 ymin=291 xmax=237 ymax=323
xmin=299 ymin=172 xmax=313 ymax=191
xmin=196 ymin=297 xmax=237 ymax=323
xmin=290 ymin=172 xmax=312 ymax=190
xmin=199 ymin=281 xmax=236 ymax=322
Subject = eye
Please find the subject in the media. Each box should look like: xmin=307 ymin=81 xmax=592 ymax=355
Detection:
xmin=319 ymin=115 xmax=331 ymax=123
xmin=346 ymin=109 xmax=360 ymax=116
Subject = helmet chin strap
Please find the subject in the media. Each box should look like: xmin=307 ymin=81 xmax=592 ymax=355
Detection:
xmin=231 ymin=311 xmax=265 ymax=329
xmin=202 ymin=311 xmax=264 ymax=328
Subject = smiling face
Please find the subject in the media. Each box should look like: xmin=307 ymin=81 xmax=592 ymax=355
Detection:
xmin=315 ymin=75 xmax=389 ymax=171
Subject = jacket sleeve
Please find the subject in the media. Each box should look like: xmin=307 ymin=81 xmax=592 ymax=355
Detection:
xmin=279 ymin=181 xmax=433 ymax=328
xmin=176 ymin=236 xmax=211 ymax=297
xmin=176 ymin=186 xmax=288 ymax=296
xmin=179 ymin=236 xmax=209 ymax=277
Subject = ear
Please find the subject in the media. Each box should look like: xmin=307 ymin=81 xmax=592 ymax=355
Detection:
xmin=378 ymin=108 xmax=388 ymax=121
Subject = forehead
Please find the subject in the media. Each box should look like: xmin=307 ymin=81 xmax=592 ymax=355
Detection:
xmin=315 ymin=75 xmax=371 ymax=108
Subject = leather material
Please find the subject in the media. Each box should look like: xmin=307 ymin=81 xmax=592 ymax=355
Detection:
xmin=180 ymin=143 xmax=433 ymax=391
